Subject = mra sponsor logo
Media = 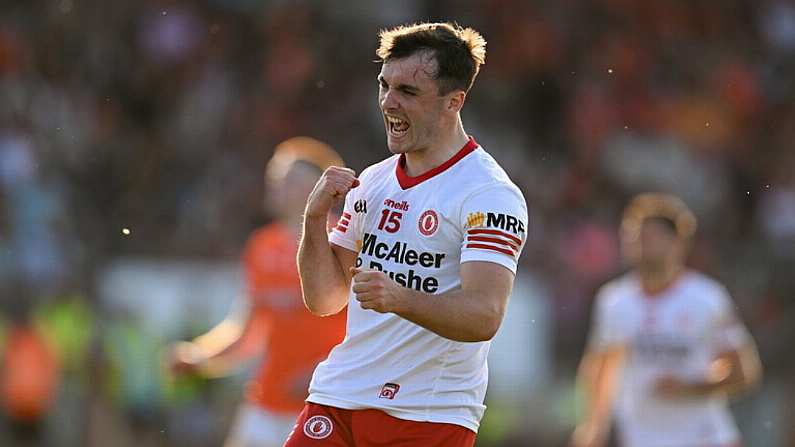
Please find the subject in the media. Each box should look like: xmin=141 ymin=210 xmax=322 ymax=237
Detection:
xmin=357 ymin=232 xmax=444 ymax=293
xmin=466 ymin=212 xmax=525 ymax=235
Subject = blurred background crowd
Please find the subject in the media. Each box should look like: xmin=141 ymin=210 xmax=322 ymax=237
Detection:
xmin=1 ymin=0 xmax=794 ymax=445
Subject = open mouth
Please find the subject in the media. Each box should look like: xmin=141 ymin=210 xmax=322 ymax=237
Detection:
xmin=386 ymin=115 xmax=410 ymax=138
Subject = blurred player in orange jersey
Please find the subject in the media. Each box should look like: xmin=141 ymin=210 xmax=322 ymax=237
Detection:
xmin=168 ymin=137 xmax=348 ymax=447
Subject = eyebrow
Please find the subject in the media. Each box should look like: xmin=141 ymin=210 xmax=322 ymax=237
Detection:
xmin=377 ymin=75 xmax=420 ymax=94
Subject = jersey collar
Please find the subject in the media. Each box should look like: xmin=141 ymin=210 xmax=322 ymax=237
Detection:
xmin=395 ymin=137 xmax=478 ymax=190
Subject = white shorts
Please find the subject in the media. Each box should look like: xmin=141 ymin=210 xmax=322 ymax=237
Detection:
xmin=224 ymin=403 xmax=299 ymax=447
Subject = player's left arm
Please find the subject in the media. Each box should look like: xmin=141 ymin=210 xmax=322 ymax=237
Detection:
xmin=656 ymin=290 xmax=763 ymax=399
xmin=351 ymin=261 xmax=513 ymax=342
xmin=708 ymin=340 xmax=763 ymax=395
xmin=656 ymin=342 xmax=762 ymax=399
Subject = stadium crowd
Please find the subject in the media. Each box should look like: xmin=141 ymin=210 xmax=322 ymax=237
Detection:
xmin=0 ymin=0 xmax=794 ymax=445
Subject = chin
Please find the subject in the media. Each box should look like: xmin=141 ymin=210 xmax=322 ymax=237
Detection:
xmin=386 ymin=138 xmax=412 ymax=154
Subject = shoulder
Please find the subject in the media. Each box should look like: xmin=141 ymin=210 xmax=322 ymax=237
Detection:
xmin=342 ymin=156 xmax=397 ymax=204
xmin=596 ymin=273 xmax=637 ymax=309
xmin=358 ymin=155 xmax=399 ymax=182
xmin=456 ymin=150 xmax=526 ymax=209
xmin=681 ymin=270 xmax=733 ymax=310
xmin=461 ymin=148 xmax=524 ymax=195
xmin=244 ymin=223 xmax=290 ymax=255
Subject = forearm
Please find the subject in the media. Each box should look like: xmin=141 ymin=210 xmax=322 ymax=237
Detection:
xmin=298 ymin=215 xmax=350 ymax=316
xmin=577 ymin=387 xmax=614 ymax=442
xmin=688 ymin=363 xmax=760 ymax=397
xmin=686 ymin=347 xmax=763 ymax=398
xmin=573 ymin=349 xmax=624 ymax=447
xmin=192 ymin=320 xmax=245 ymax=359
xmin=393 ymin=287 xmax=503 ymax=342
xmin=575 ymin=385 xmax=612 ymax=443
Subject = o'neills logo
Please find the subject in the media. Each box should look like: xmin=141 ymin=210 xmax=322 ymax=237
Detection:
xmin=384 ymin=198 xmax=409 ymax=211
xmin=358 ymin=232 xmax=444 ymax=293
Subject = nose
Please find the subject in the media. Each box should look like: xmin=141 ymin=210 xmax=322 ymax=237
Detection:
xmin=380 ymin=88 xmax=398 ymax=111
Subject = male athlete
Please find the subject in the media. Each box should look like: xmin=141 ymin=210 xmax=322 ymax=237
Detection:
xmin=285 ymin=23 xmax=528 ymax=446
xmin=168 ymin=137 xmax=347 ymax=447
xmin=571 ymin=193 xmax=763 ymax=447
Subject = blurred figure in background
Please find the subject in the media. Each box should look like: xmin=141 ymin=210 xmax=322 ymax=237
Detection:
xmin=572 ymin=194 xmax=763 ymax=447
xmin=0 ymin=283 xmax=60 ymax=447
xmin=168 ymin=137 xmax=348 ymax=447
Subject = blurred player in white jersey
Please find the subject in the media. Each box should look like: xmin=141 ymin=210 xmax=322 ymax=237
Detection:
xmin=572 ymin=193 xmax=763 ymax=447
xmin=285 ymin=22 xmax=528 ymax=446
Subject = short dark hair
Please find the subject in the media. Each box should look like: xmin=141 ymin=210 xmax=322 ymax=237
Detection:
xmin=376 ymin=22 xmax=486 ymax=95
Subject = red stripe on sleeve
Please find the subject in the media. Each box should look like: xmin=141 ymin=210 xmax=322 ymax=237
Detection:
xmin=467 ymin=229 xmax=522 ymax=245
xmin=465 ymin=243 xmax=515 ymax=257
xmin=342 ymin=212 xmax=352 ymax=219
xmin=467 ymin=235 xmax=517 ymax=251
xmin=335 ymin=225 xmax=348 ymax=233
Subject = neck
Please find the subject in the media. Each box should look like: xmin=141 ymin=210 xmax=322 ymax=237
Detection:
xmin=403 ymin=120 xmax=469 ymax=177
xmin=638 ymin=262 xmax=684 ymax=296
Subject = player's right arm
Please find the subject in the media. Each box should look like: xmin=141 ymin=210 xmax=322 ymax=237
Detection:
xmin=298 ymin=166 xmax=359 ymax=316
xmin=571 ymin=345 xmax=626 ymax=447
xmin=571 ymin=288 xmax=628 ymax=447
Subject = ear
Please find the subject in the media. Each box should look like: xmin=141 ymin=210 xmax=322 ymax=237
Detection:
xmin=446 ymin=90 xmax=466 ymax=113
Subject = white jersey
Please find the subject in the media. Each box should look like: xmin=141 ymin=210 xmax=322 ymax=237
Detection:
xmin=589 ymin=271 xmax=752 ymax=447
xmin=309 ymin=138 xmax=528 ymax=432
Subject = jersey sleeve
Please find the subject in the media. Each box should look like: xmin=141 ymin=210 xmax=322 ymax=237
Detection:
xmin=707 ymin=287 xmax=751 ymax=355
xmin=459 ymin=185 xmax=528 ymax=273
xmin=328 ymin=186 xmax=362 ymax=253
xmin=587 ymin=287 xmax=630 ymax=351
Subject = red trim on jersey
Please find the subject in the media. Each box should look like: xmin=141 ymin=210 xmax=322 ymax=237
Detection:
xmin=395 ymin=137 xmax=478 ymax=189
xmin=335 ymin=225 xmax=348 ymax=233
xmin=465 ymin=243 xmax=515 ymax=257
xmin=342 ymin=212 xmax=352 ymax=219
xmin=466 ymin=236 xmax=518 ymax=251
xmin=467 ymin=228 xmax=522 ymax=245
xmin=337 ymin=219 xmax=349 ymax=228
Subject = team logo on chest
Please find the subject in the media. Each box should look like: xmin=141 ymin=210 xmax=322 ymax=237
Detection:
xmin=303 ymin=415 xmax=333 ymax=439
xmin=418 ymin=210 xmax=439 ymax=236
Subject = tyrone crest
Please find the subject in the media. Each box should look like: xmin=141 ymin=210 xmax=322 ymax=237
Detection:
xmin=418 ymin=210 xmax=439 ymax=236
xmin=303 ymin=415 xmax=333 ymax=440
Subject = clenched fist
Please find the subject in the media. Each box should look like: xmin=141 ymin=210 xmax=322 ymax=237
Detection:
xmin=350 ymin=267 xmax=406 ymax=314
xmin=305 ymin=166 xmax=360 ymax=218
